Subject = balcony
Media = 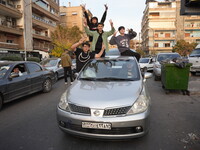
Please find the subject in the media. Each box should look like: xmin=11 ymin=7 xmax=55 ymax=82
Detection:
xmin=32 ymin=31 xmax=51 ymax=42
xmin=0 ymin=42 xmax=20 ymax=49
xmin=0 ymin=23 xmax=23 ymax=35
xmin=32 ymin=14 xmax=56 ymax=30
xmin=0 ymin=2 xmax=22 ymax=18
xmin=32 ymin=3 xmax=59 ymax=21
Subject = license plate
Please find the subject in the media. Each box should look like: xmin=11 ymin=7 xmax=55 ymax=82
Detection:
xmin=82 ymin=122 xmax=112 ymax=130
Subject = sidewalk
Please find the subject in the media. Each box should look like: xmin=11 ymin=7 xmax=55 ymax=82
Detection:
xmin=188 ymin=73 xmax=200 ymax=95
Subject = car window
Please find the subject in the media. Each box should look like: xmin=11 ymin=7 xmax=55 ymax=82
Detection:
xmin=27 ymin=63 xmax=42 ymax=73
xmin=79 ymin=59 xmax=140 ymax=81
xmin=190 ymin=49 xmax=200 ymax=56
xmin=40 ymin=59 xmax=57 ymax=67
xmin=0 ymin=64 xmax=10 ymax=79
xmin=157 ymin=54 xmax=180 ymax=62
xmin=139 ymin=58 xmax=149 ymax=63
xmin=11 ymin=64 xmax=28 ymax=77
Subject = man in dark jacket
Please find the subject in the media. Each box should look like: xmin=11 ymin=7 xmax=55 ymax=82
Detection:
xmin=82 ymin=4 xmax=108 ymax=42
xmin=109 ymin=26 xmax=141 ymax=62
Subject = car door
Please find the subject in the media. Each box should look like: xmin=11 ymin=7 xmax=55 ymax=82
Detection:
xmin=57 ymin=60 xmax=64 ymax=77
xmin=6 ymin=63 xmax=31 ymax=101
xmin=26 ymin=62 xmax=44 ymax=92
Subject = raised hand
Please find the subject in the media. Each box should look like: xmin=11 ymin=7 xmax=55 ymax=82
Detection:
xmin=79 ymin=36 xmax=87 ymax=44
xmin=109 ymin=19 xmax=113 ymax=27
xmin=104 ymin=4 xmax=108 ymax=11
xmin=113 ymin=31 xmax=117 ymax=37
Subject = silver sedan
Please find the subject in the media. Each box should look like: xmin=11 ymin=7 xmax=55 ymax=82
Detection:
xmin=57 ymin=57 xmax=152 ymax=139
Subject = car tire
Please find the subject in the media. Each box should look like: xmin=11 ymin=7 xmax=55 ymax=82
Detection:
xmin=154 ymin=75 xmax=159 ymax=81
xmin=42 ymin=78 xmax=52 ymax=93
xmin=0 ymin=95 xmax=2 ymax=110
xmin=144 ymin=67 xmax=147 ymax=72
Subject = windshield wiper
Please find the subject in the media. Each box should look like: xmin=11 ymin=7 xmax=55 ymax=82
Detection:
xmin=97 ymin=77 xmax=135 ymax=81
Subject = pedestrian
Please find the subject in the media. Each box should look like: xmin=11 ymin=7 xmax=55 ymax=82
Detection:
xmin=61 ymin=50 xmax=73 ymax=85
xmin=84 ymin=19 xmax=115 ymax=57
xmin=109 ymin=26 xmax=141 ymax=61
xmin=82 ymin=4 xmax=108 ymax=42
xmin=71 ymin=37 xmax=105 ymax=72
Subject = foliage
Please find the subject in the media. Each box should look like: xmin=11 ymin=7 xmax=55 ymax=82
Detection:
xmin=27 ymin=57 xmax=40 ymax=63
xmin=136 ymin=47 xmax=145 ymax=57
xmin=1 ymin=56 xmax=23 ymax=61
xmin=50 ymin=25 xmax=83 ymax=57
xmin=172 ymin=40 xmax=197 ymax=56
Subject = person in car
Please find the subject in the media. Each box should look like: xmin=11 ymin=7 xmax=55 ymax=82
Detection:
xmin=109 ymin=26 xmax=140 ymax=61
xmin=71 ymin=37 xmax=105 ymax=72
xmin=12 ymin=67 xmax=23 ymax=76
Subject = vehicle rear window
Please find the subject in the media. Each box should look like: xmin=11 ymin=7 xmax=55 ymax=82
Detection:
xmin=157 ymin=54 xmax=180 ymax=62
xmin=139 ymin=58 xmax=149 ymax=63
xmin=190 ymin=49 xmax=200 ymax=57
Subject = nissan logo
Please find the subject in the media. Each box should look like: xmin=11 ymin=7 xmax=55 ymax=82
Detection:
xmin=93 ymin=110 xmax=100 ymax=116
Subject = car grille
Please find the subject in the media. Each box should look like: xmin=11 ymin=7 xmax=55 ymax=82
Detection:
xmin=69 ymin=103 xmax=91 ymax=115
xmin=61 ymin=123 xmax=143 ymax=135
xmin=103 ymin=106 xmax=131 ymax=116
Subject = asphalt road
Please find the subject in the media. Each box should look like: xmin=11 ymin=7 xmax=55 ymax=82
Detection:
xmin=0 ymin=77 xmax=200 ymax=150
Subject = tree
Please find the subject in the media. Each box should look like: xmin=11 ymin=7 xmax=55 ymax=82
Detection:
xmin=50 ymin=25 xmax=83 ymax=57
xmin=172 ymin=40 xmax=197 ymax=56
xmin=136 ymin=47 xmax=145 ymax=57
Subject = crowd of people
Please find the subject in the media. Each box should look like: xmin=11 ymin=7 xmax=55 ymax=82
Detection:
xmin=61 ymin=4 xmax=140 ymax=85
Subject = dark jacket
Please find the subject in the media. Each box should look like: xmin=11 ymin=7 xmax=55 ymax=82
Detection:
xmin=84 ymin=10 xmax=107 ymax=41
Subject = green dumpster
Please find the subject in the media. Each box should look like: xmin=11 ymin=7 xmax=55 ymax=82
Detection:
xmin=161 ymin=63 xmax=192 ymax=95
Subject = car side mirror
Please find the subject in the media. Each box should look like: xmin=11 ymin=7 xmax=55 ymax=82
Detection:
xmin=74 ymin=73 xmax=79 ymax=78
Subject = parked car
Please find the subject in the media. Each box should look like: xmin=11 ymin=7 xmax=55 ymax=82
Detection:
xmin=153 ymin=53 xmax=181 ymax=81
xmin=57 ymin=56 xmax=152 ymax=139
xmin=139 ymin=57 xmax=154 ymax=72
xmin=106 ymin=48 xmax=136 ymax=56
xmin=40 ymin=58 xmax=64 ymax=81
xmin=0 ymin=61 xmax=56 ymax=110
xmin=188 ymin=48 xmax=200 ymax=75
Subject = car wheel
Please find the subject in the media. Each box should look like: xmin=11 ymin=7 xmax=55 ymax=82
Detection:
xmin=154 ymin=74 xmax=159 ymax=81
xmin=55 ymin=72 xmax=58 ymax=81
xmin=0 ymin=96 xmax=2 ymax=110
xmin=143 ymin=67 xmax=147 ymax=72
xmin=191 ymin=72 xmax=196 ymax=76
xmin=42 ymin=78 xmax=52 ymax=93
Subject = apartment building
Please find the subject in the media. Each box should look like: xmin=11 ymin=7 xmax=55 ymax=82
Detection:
xmin=60 ymin=4 xmax=92 ymax=32
xmin=0 ymin=0 xmax=24 ymax=51
xmin=0 ymin=0 xmax=59 ymax=57
xmin=142 ymin=0 xmax=200 ymax=55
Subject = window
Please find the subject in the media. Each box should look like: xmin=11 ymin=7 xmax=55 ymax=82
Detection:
xmin=165 ymin=33 xmax=170 ymax=38
xmin=164 ymin=43 xmax=170 ymax=47
xmin=72 ymin=12 xmax=77 ymax=15
xmin=7 ymin=40 xmax=13 ymax=43
xmin=27 ymin=63 xmax=42 ymax=73
xmin=154 ymin=43 xmax=158 ymax=47
xmin=60 ymin=12 xmax=66 ymax=16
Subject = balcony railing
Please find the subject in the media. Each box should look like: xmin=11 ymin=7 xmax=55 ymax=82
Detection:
xmin=32 ymin=14 xmax=56 ymax=27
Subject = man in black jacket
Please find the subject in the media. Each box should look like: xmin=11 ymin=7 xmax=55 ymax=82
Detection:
xmin=82 ymin=4 xmax=108 ymax=42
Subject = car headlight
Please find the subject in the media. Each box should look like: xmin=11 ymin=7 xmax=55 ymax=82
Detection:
xmin=127 ymin=90 xmax=149 ymax=115
xmin=154 ymin=63 xmax=161 ymax=68
xmin=58 ymin=91 xmax=70 ymax=111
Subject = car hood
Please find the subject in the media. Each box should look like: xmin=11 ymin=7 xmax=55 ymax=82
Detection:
xmin=67 ymin=80 xmax=143 ymax=109
xmin=139 ymin=63 xmax=147 ymax=68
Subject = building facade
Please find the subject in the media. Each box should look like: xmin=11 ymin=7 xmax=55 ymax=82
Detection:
xmin=60 ymin=4 xmax=92 ymax=32
xmin=142 ymin=0 xmax=200 ymax=55
xmin=0 ymin=0 xmax=59 ymax=58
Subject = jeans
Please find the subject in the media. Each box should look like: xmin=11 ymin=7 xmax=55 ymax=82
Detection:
xmin=64 ymin=67 xmax=73 ymax=82
xmin=121 ymin=50 xmax=141 ymax=62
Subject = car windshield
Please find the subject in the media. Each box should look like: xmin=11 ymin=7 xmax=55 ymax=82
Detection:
xmin=190 ymin=49 xmax=200 ymax=57
xmin=78 ymin=59 xmax=140 ymax=81
xmin=157 ymin=54 xmax=180 ymax=62
xmin=40 ymin=59 xmax=57 ymax=67
xmin=0 ymin=64 xmax=10 ymax=79
xmin=139 ymin=58 xmax=149 ymax=63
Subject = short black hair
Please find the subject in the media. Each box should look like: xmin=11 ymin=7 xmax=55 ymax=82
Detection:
xmin=97 ymin=22 xmax=104 ymax=26
xmin=82 ymin=42 xmax=90 ymax=47
xmin=118 ymin=26 xmax=125 ymax=31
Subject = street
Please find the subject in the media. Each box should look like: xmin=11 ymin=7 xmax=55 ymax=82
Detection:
xmin=0 ymin=76 xmax=200 ymax=150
